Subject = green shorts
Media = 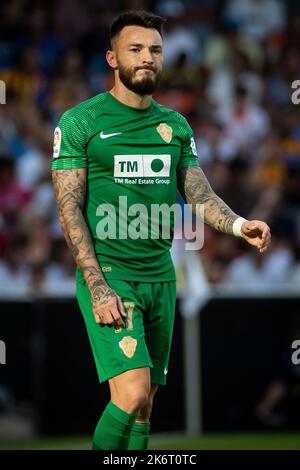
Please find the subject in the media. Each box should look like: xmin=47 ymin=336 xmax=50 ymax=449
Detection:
xmin=76 ymin=277 xmax=176 ymax=385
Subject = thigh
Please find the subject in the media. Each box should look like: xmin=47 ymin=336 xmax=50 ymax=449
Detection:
xmin=142 ymin=281 xmax=177 ymax=385
xmin=76 ymin=278 xmax=153 ymax=383
xmin=108 ymin=367 xmax=151 ymax=398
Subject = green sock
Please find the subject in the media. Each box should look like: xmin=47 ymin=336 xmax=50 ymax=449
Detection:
xmin=127 ymin=422 xmax=150 ymax=450
xmin=92 ymin=401 xmax=136 ymax=450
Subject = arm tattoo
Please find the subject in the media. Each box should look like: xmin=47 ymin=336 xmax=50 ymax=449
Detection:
xmin=52 ymin=169 xmax=114 ymax=301
xmin=177 ymin=166 xmax=238 ymax=234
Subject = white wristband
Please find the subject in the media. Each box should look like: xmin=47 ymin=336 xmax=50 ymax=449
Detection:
xmin=232 ymin=217 xmax=247 ymax=237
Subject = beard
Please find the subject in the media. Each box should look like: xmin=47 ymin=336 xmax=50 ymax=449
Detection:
xmin=117 ymin=61 xmax=162 ymax=96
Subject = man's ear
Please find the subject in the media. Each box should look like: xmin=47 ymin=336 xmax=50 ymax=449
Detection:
xmin=106 ymin=50 xmax=118 ymax=70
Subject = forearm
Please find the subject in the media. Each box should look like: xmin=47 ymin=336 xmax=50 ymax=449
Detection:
xmin=177 ymin=166 xmax=239 ymax=234
xmin=59 ymin=209 xmax=105 ymax=288
xmin=202 ymin=194 xmax=238 ymax=234
xmin=52 ymin=169 xmax=110 ymax=299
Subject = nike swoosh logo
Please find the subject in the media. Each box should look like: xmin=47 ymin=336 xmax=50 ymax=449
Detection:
xmin=164 ymin=368 xmax=168 ymax=375
xmin=100 ymin=131 xmax=122 ymax=139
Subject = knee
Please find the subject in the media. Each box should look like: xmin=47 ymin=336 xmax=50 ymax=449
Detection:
xmin=137 ymin=396 xmax=154 ymax=422
xmin=113 ymin=386 xmax=150 ymax=414
xmin=128 ymin=388 xmax=149 ymax=413
xmin=137 ymin=385 xmax=158 ymax=421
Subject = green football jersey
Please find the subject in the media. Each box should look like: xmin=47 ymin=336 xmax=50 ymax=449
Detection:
xmin=51 ymin=91 xmax=199 ymax=281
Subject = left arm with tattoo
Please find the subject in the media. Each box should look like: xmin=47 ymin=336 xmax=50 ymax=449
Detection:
xmin=177 ymin=166 xmax=238 ymax=234
xmin=177 ymin=166 xmax=271 ymax=253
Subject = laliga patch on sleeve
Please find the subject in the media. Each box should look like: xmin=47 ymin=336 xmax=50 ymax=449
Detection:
xmin=53 ymin=127 xmax=61 ymax=158
xmin=190 ymin=137 xmax=197 ymax=156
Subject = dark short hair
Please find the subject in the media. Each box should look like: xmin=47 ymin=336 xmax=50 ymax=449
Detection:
xmin=110 ymin=10 xmax=166 ymax=46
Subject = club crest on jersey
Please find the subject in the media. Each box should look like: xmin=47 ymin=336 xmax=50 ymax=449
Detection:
xmin=53 ymin=127 xmax=61 ymax=158
xmin=119 ymin=336 xmax=137 ymax=358
xmin=156 ymin=123 xmax=173 ymax=143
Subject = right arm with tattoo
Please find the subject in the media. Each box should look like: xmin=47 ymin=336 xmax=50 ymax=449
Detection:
xmin=52 ymin=168 xmax=126 ymax=327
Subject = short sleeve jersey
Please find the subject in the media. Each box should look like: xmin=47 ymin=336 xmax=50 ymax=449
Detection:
xmin=52 ymin=91 xmax=199 ymax=281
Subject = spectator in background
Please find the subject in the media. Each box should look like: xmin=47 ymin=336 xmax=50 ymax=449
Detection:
xmin=1 ymin=46 xmax=46 ymax=106
xmin=0 ymin=235 xmax=31 ymax=294
xmin=25 ymin=7 xmax=65 ymax=76
xmin=42 ymin=238 xmax=76 ymax=294
xmin=15 ymin=106 xmax=51 ymax=191
xmin=0 ymin=1 xmax=28 ymax=70
xmin=162 ymin=52 xmax=198 ymax=90
xmin=266 ymin=46 xmax=300 ymax=107
xmin=48 ymin=48 xmax=92 ymax=120
xmin=224 ymin=235 xmax=294 ymax=291
xmin=20 ymin=213 xmax=51 ymax=266
xmin=214 ymin=83 xmax=270 ymax=161
xmin=224 ymin=0 xmax=286 ymax=42
xmin=0 ymin=156 xmax=31 ymax=238
xmin=204 ymin=21 xmax=264 ymax=109
xmin=162 ymin=16 xmax=201 ymax=67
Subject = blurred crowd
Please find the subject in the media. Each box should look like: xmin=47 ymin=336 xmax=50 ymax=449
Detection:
xmin=0 ymin=0 xmax=300 ymax=295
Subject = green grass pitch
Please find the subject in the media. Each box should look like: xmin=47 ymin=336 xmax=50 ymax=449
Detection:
xmin=0 ymin=433 xmax=300 ymax=450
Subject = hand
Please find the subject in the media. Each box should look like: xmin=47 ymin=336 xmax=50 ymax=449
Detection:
xmin=91 ymin=281 xmax=127 ymax=328
xmin=241 ymin=220 xmax=271 ymax=253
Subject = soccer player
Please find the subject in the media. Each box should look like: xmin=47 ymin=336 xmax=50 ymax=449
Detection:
xmin=51 ymin=11 xmax=271 ymax=450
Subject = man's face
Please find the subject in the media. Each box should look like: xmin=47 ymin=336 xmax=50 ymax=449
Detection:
xmin=110 ymin=25 xmax=163 ymax=96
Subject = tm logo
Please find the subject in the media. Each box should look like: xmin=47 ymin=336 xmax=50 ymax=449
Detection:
xmin=0 ymin=340 xmax=6 ymax=364
xmin=114 ymin=154 xmax=171 ymax=177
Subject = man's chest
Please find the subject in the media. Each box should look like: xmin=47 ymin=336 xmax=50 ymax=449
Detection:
xmin=86 ymin=116 xmax=182 ymax=178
